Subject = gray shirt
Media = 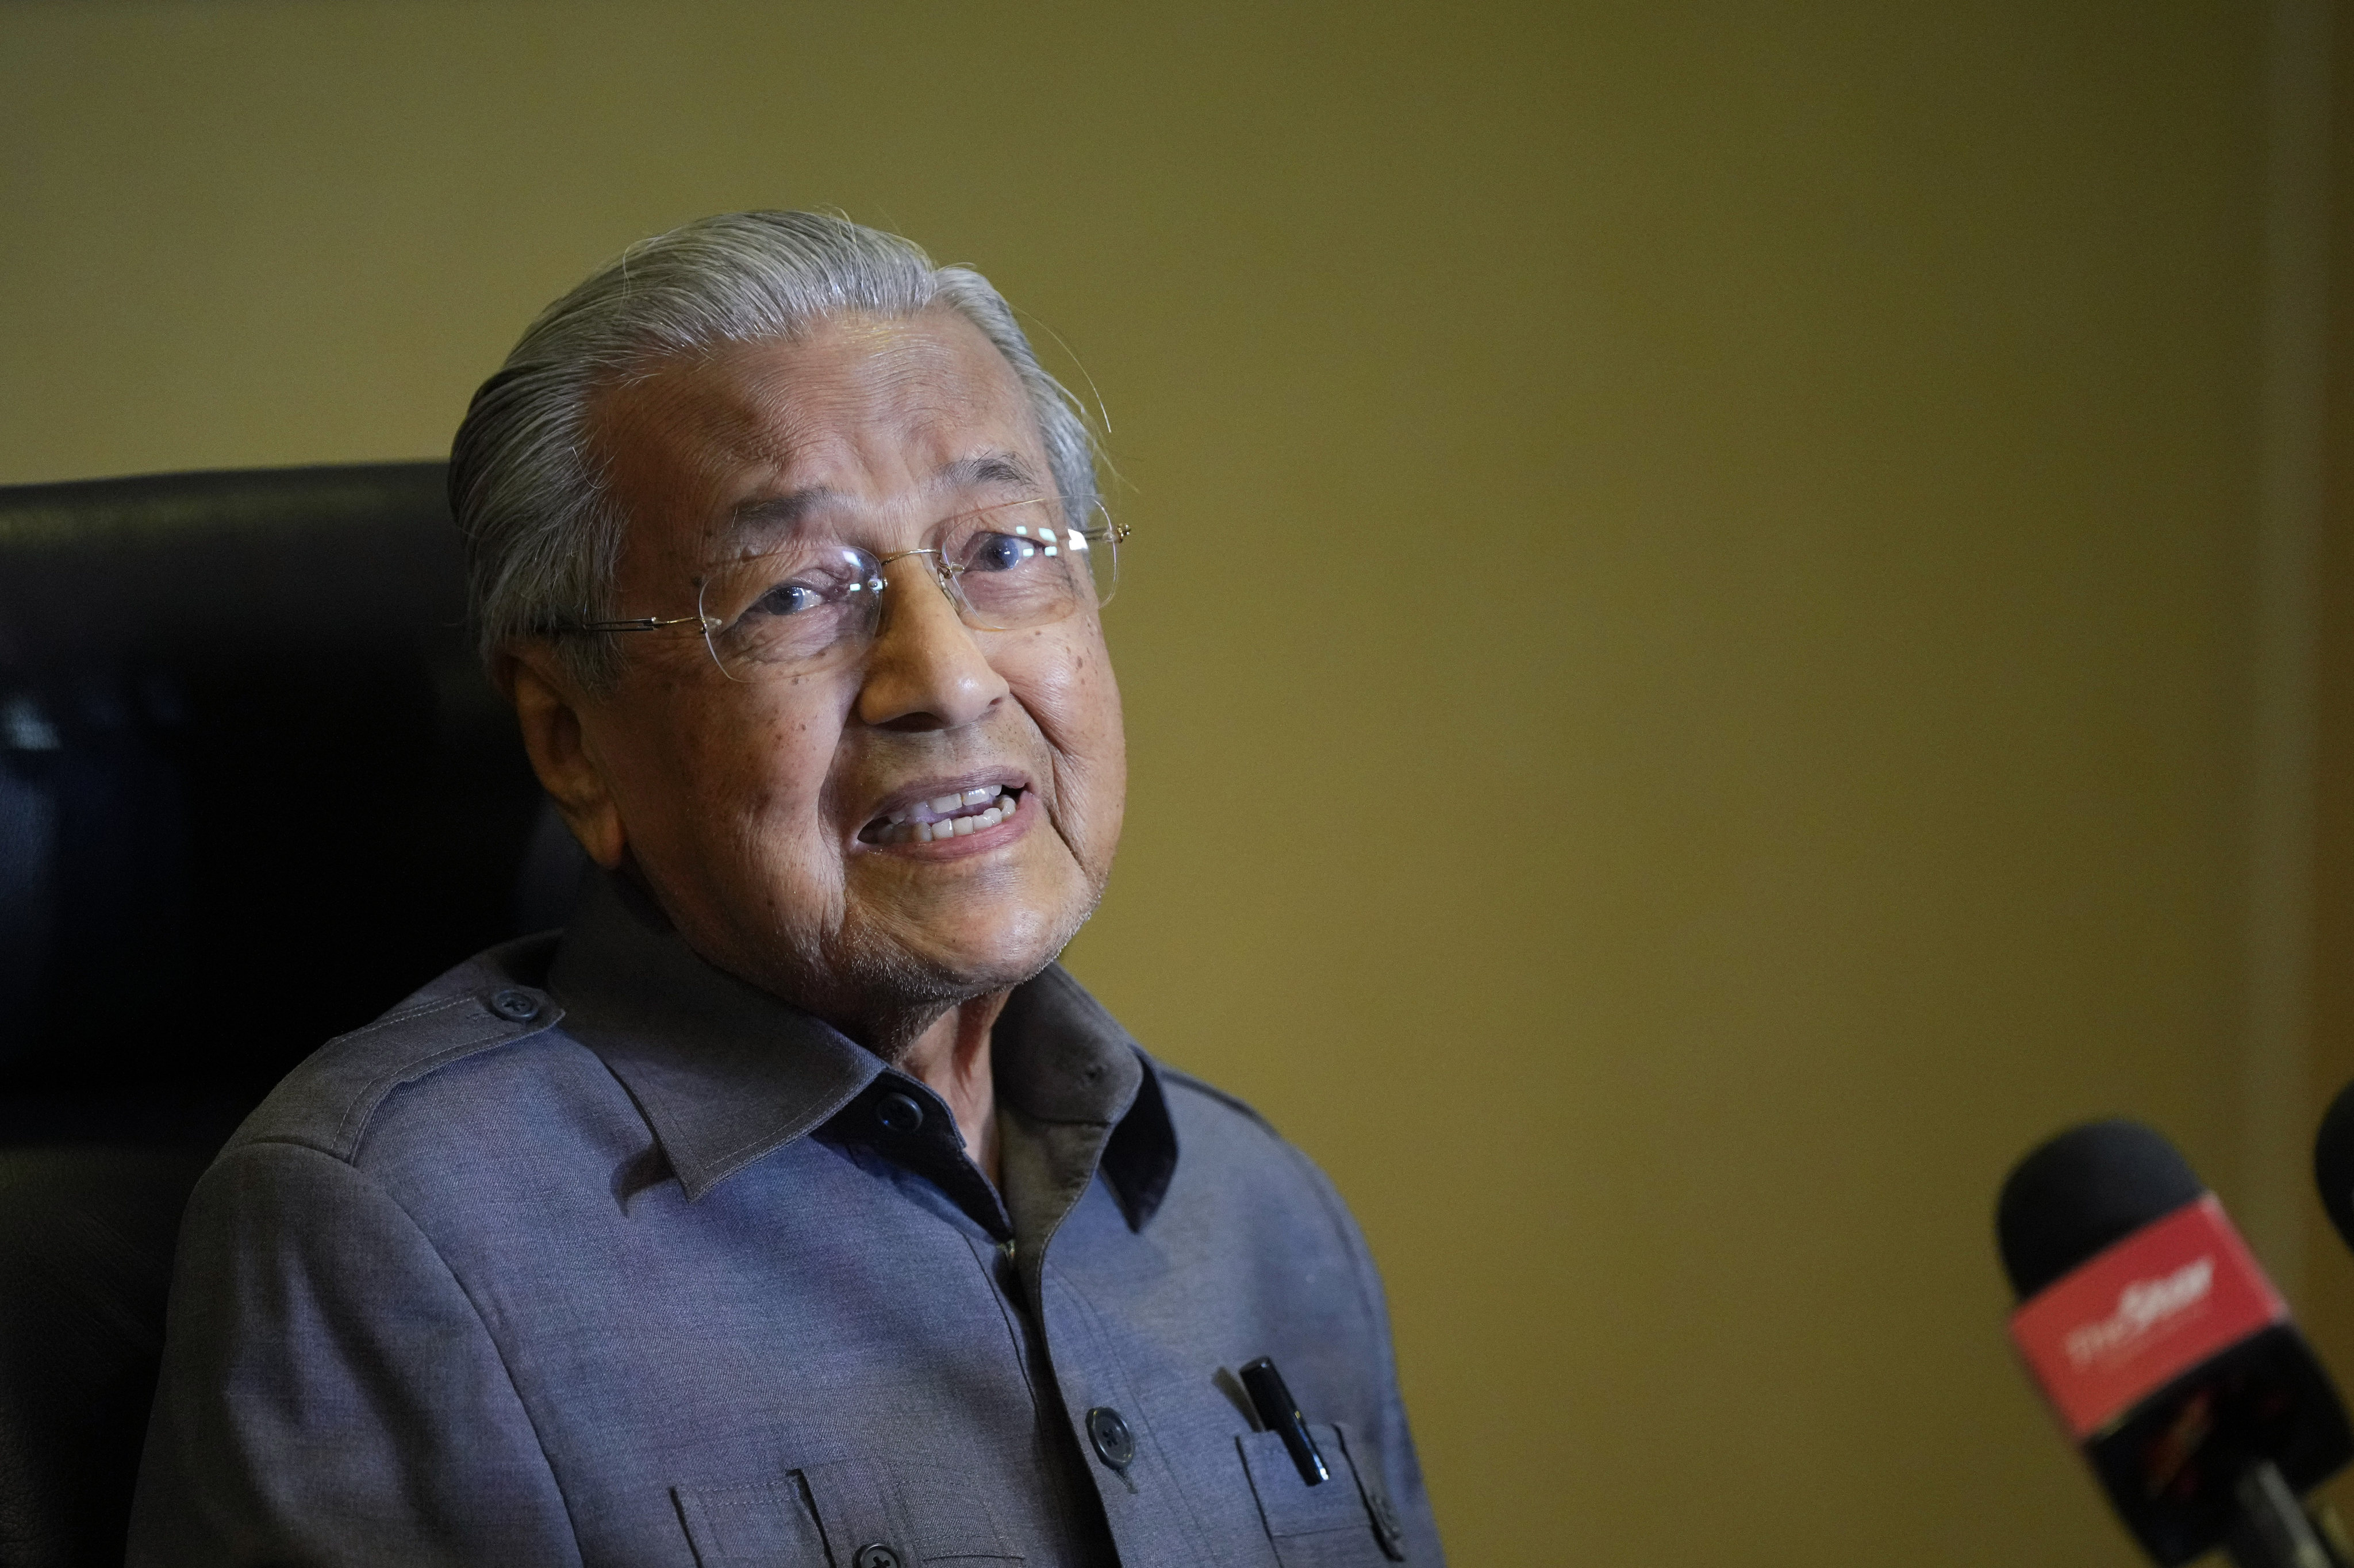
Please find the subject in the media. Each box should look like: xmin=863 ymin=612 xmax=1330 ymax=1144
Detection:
xmin=128 ymin=875 xmax=1442 ymax=1567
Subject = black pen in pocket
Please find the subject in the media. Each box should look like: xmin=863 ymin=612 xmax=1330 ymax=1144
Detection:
xmin=1239 ymin=1356 xmax=1330 ymax=1486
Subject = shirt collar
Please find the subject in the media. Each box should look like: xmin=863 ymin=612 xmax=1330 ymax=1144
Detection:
xmin=546 ymin=871 xmax=1176 ymax=1225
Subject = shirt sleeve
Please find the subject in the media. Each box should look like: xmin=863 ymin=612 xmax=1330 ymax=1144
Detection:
xmin=127 ymin=1140 xmax=585 ymax=1568
xmin=1285 ymin=1140 xmax=1449 ymax=1567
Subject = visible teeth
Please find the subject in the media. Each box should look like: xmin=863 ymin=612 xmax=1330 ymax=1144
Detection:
xmin=886 ymin=787 xmax=1018 ymax=827
xmin=875 ymin=789 xmax=1016 ymax=844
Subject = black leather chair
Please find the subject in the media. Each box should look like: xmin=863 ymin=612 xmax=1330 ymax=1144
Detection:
xmin=0 ymin=464 xmax=582 ymax=1566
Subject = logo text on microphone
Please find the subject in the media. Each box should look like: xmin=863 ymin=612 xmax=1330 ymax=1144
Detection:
xmin=2062 ymin=1256 xmax=2214 ymax=1369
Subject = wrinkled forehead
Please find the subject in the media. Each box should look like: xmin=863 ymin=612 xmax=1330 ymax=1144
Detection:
xmin=590 ymin=308 xmax=1052 ymax=563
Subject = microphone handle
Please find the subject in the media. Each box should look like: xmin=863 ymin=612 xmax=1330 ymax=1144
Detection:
xmin=2226 ymin=1462 xmax=2348 ymax=1568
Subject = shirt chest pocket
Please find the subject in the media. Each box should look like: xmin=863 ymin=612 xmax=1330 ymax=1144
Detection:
xmin=673 ymin=1458 xmax=1024 ymax=1567
xmin=1238 ymin=1423 xmax=1410 ymax=1566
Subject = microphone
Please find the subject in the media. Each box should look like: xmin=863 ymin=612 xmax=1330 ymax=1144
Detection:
xmin=1998 ymin=1119 xmax=2353 ymax=1567
xmin=2311 ymin=1082 xmax=2354 ymax=1256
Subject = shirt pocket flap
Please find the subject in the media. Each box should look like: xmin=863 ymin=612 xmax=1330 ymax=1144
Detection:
xmin=799 ymin=1457 xmax=1023 ymax=1565
xmin=1239 ymin=1422 xmax=1373 ymax=1538
xmin=673 ymin=1477 xmax=828 ymax=1566
xmin=674 ymin=1461 xmax=1021 ymax=1567
xmin=1237 ymin=1424 xmax=1408 ymax=1565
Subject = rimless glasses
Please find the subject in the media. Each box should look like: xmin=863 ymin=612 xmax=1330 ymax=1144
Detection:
xmin=543 ymin=495 xmax=1126 ymax=683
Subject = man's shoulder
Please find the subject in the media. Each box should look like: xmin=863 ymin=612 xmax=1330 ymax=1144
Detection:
xmin=1153 ymin=1061 xmax=1283 ymax=1140
xmin=225 ymin=933 xmax=583 ymax=1167
xmin=1143 ymin=1060 xmax=1373 ymax=1274
xmin=1149 ymin=1061 xmax=1342 ymax=1198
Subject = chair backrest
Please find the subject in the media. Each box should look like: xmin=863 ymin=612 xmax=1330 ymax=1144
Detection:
xmin=0 ymin=1145 xmax=216 ymax=1568
xmin=0 ymin=463 xmax=578 ymax=1567
xmin=0 ymin=462 xmax=579 ymax=1127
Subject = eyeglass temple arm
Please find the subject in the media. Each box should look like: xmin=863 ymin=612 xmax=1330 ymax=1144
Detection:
xmin=545 ymin=613 xmax=715 ymax=636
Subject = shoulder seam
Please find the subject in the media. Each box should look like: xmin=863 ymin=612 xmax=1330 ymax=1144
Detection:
xmin=331 ymin=1013 xmax=564 ymax=1163
xmin=230 ymin=994 xmax=567 ymax=1166
xmin=327 ymin=991 xmax=477 ymax=1048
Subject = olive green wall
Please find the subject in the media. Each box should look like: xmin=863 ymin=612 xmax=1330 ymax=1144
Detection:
xmin=0 ymin=2 xmax=2301 ymax=1561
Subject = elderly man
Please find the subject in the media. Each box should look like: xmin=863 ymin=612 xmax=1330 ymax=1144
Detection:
xmin=129 ymin=213 xmax=1439 ymax=1568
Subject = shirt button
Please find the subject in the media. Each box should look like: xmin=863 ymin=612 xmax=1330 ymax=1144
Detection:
xmin=1086 ymin=1405 xmax=1135 ymax=1471
xmin=851 ymin=1546 xmax=902 ymax=1568
xmin=487 ymin=989 xmax=541 ymax=1023
xmin=874 ymin=1091 xmax=924 ymax=1135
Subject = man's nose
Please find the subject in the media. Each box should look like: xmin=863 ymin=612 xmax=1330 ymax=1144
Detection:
xmin=854 ymin=557 xmax=1010 ymax=731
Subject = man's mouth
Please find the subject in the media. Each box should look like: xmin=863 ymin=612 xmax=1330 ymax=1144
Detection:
xmin=861 ymin=785 xmax=1025 ymax=846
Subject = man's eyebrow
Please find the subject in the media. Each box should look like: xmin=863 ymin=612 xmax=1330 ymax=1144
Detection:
xmin=721 ymin=455 xmax=1035 ymax=540
xmin=725 ymin=486 xmax=844 ymax=535
xmin=938 ymin=452 xmax=1039 ymax=492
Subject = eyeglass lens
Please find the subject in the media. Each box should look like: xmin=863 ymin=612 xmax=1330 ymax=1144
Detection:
xmin=694 ymin=498 xmax=1118 ymax=681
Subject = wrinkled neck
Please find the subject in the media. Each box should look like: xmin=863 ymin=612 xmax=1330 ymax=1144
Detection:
xmin=894 ymin=991 xmax=1006 ymax=1186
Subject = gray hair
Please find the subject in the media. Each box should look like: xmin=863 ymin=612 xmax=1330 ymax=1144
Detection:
xmin=447 ymin=210 xmax=1100 ymax=687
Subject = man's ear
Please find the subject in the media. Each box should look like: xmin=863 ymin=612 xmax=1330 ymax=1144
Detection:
xmin=502 ymin=646 xmax=628 ymax=871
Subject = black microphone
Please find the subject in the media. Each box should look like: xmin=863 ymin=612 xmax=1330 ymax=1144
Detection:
xmin=2311 ymin=1082 xmax=2354 ymax=1257
xmin=1998 ymin=1119 xmax=2353 ymax=1567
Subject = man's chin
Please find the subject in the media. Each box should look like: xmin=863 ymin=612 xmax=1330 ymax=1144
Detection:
xmin=857 ymin=924 xmax=1072 ymax=1006
xmin=856 ymin=874 xmax=1100 ymax=990
xmin=744 ymin=904 xmax=1082 ymax=1037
